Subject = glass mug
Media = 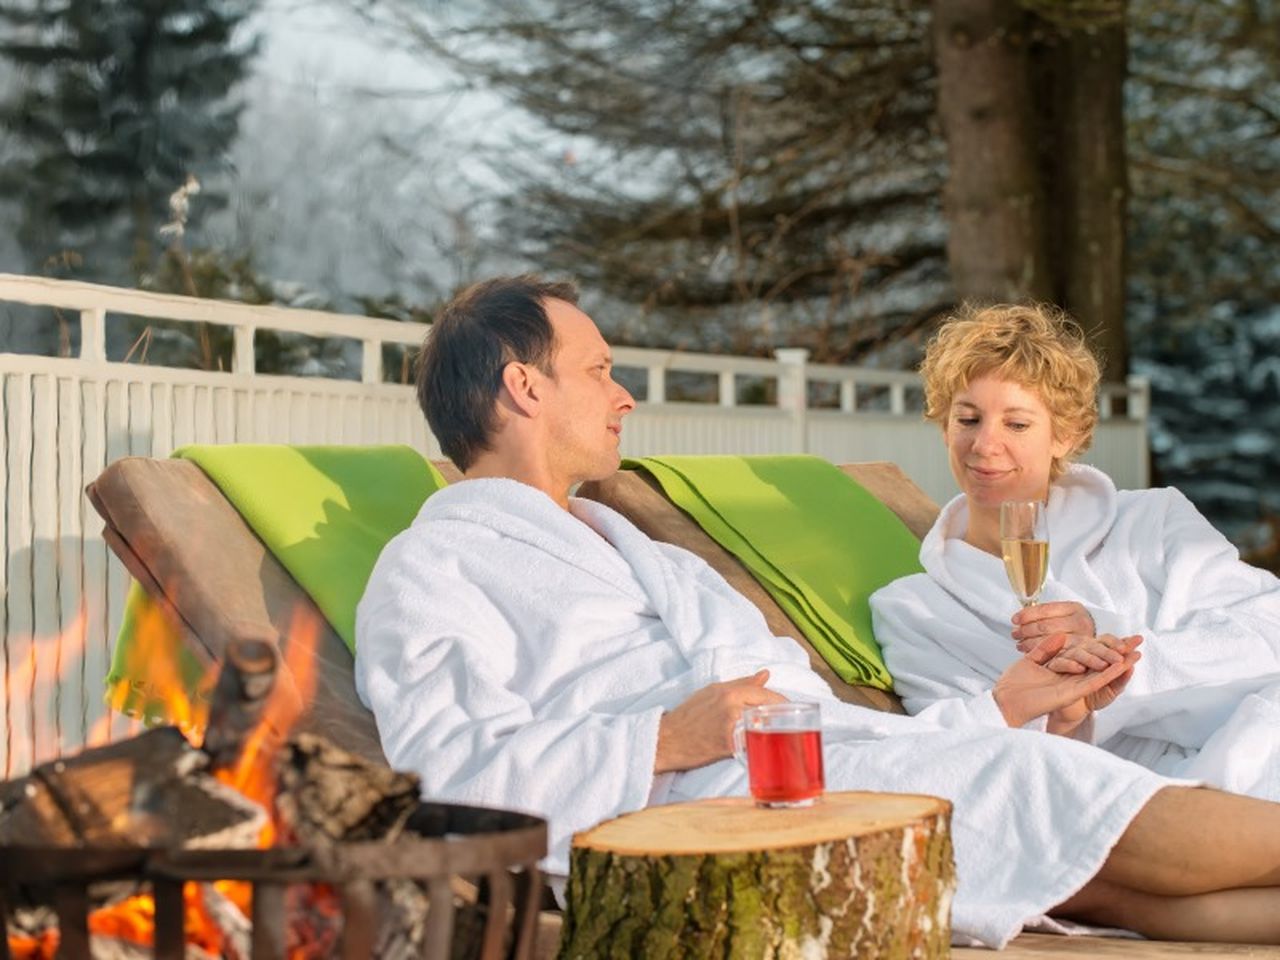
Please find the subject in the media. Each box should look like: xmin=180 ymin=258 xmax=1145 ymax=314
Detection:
xmin=732 ymin=702 xmax=825 ymax=808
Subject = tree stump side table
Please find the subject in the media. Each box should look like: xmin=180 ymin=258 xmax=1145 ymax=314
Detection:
xmin=558 ymin=791 xmax=954 ymax=960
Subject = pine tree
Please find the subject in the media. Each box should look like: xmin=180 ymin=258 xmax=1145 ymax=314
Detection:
xmin=0 ymin=0 xmax=259 ymax=284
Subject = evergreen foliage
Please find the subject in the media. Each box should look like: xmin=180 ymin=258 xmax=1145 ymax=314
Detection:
xmin=0 ymin=0 xmax=259 ymax=283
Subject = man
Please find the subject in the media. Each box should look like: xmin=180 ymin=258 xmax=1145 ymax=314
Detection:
xmin=356 ymin=275 xmax=1280 ymax=947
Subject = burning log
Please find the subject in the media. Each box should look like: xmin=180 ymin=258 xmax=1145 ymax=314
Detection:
xmin=201 ymin=633 xmax=279 ymax=773
xmin=0 ymin=727 xmax=265 ymax=852
xmin=275 ymin=733 xmax=420 ymax=844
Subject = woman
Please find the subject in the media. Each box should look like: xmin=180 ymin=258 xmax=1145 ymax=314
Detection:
xmin=870 ymin=302 xmax=1280 ymax=799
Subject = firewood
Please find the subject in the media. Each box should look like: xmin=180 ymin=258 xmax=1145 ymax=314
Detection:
xmin=274 ymin=733 xmax=420 ymax=845
xmin=201 ymin=634 xmax=279 ymax=772
xmin=0 ymin=727 xmax=264 ymax=852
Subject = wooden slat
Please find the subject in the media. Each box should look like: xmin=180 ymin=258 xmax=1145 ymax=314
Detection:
xmin=127 ymin=381 xmax=150 ymax=458
xmin=252 ymin=388 xmax=271 ymax=442
xmin=102 ymin=380 xmax=134 ymax=743
xmin=192 ymin=385 xmax=215 ymax=445
xmin=342 ymin=395 xmax=361 ymax=445
xmin=213 ymin=385 xmax=234 ymax=445
xmin=150 ymin=381 xmax=174 ymax=458
xmin=324 ymin=394 xmax=343 ymax=443
xmin=79 ymin=380 xmax=110 ymax=750
xmin=289 ymin=390 xmax=308 ymax=442
xmin=270 ymin=390 xmax=290 ymax=444
xmin=5 ymin=373 xmax=35 ymax=777
xmin=169 ymin=383 xmax=194 ymax=450
xmin=56 ymin=376 xmax=87 ymax=752
xmin=0 ymin=374 xmax=8 ymax=774
xmin=29 ymin=373 xmax=62 ymax=765
xmin=234 ymin=386 xmax=252 ymax=441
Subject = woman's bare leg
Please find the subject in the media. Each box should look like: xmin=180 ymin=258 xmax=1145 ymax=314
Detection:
xmin=1056 ymin=878 xmax=1280 ymax=944
xmin=1048 ymin=787 xmax=1280 ymax=943
xmin=1098 ymin=786 xmax=1280 ymax=895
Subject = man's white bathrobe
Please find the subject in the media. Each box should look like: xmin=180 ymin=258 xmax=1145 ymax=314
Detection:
xmin=356 ymin=478 xmax=1178 ymax=948
xmin=873 ymin=464 xmax=1280 ymax=799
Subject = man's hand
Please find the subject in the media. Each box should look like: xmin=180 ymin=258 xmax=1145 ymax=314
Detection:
xmin=654 ymin=670 xmax=788 ymax=774
xmin=994 ymin=633 xmax=1141 ymax=729
xmin=1012 ymin=601 xmax=1095 ymax=653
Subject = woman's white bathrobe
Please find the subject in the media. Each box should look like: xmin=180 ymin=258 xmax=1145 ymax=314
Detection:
xmin=873 ymin=464 xmax=1280 ymax=799
xmin=356 ymin=478 xmax=1179 ymax=948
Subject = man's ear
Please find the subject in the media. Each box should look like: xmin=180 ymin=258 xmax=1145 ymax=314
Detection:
xmin=500 ymin=361 xmax=542 ymax=418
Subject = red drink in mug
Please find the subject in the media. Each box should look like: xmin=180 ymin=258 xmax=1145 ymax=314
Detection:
xmin=734 ymin=702 xmax=825 ymax=808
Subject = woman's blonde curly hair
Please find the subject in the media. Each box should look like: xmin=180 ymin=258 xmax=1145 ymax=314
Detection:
xmin=920 ymin=303 xmax=1101 ymax=481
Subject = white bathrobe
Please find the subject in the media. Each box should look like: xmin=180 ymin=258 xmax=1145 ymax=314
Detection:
xmin=872 ymin=464 xmax=1280 ymax=799
xmin=356 ymin=478 xmax=1179 ymax=948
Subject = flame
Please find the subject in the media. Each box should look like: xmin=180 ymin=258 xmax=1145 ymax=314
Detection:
xmin=3 ymin=606 xmax=90 ymax=777
xmin=6 ymin=602 xmax=328 ymax=959
xmin=103 ymin=593 xmax=217 ymax=742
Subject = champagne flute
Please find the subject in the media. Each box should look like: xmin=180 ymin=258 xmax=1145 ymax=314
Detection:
xmin=1000 ymin=500 xmax=1049 ymax=607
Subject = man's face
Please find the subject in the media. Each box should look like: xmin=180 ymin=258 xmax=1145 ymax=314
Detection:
xmin=541 ymin=298 xmax=636 ymax=484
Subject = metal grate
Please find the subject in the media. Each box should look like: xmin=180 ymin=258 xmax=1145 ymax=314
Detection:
xmin=0 ymin=801 xmax=547 ymax=960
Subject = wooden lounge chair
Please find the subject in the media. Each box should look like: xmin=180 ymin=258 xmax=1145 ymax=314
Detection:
xmin=86 ymin=455 xmax=1275 ymax=959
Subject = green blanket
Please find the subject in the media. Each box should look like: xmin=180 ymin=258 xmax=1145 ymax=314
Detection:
xmin=105 ymin=444 xmax=447 ymax=718
xmin=626 ymin=455 xmax=922 ymax=690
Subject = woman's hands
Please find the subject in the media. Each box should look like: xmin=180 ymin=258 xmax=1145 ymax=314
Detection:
xmin=1031 ymin=630 xmax=1143 ymax=736
xmin=992 ymin=633 xmax=1141 ymax=729
xmin=1012 ymin=601 xmax=1096 ymax=653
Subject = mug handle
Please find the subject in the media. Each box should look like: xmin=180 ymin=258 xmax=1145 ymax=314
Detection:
xmin=732 ymin=720 xmax=747 ymax=766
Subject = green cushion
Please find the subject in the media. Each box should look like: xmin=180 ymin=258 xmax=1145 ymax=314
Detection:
xmin=626 ymin=455 xmax=923 ymax=690
xmin=174 ymin=444 xmax=447 ymax=652
xmin=106 ymin=444 xmax=447 ymax=719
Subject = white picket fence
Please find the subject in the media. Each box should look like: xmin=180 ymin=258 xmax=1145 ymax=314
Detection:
xmin=0 ymin=274 xmax=1150 ymax=777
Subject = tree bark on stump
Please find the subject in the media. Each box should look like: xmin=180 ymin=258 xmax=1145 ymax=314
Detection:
xmin=558 ymin=792 xmax=954 ymax=960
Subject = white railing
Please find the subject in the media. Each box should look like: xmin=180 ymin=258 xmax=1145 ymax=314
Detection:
xmin=0 ymin=274 xmax=1150 ymax=776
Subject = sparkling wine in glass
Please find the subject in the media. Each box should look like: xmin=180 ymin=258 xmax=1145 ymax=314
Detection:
xmin=1000 ymin=500 xmax=1049 ymax=607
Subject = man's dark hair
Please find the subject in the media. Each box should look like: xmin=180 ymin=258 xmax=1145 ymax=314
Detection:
xmin=416 ymin=274 xmax=580 ymax=470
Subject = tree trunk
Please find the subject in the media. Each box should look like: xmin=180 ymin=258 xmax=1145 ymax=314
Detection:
xmin=933 ymin=0 xmax=1054 ymax=304
xmin=558 ymin=792 xmax=954 ymax=960
xmin=934 ymin=0 xmax=1131 ymax=379
xmin=1048 ymin=17 xmax=1130 ymax=381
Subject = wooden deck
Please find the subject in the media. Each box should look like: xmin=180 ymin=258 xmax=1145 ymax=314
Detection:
xmin=534 ymin=914 xmax=1280 ymax=956
xmin=961 ymin=933 xmax=1280 ymax=957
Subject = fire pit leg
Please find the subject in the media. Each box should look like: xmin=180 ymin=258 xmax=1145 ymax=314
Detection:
xmin=0 ymin=887 xmax=11 ymax=960
xmin=339 ymin=880 xmax=376 ymax=959
xmin=153 ymin=877 xmax=186 ymax=960
xmin=478 ymin=870 xmax=511 ymax=960
xmin=53 ymin=884 xmax=91 ymax=960
xmin=510 ymin=868 xmax=542 ymax=960
xmin=422 ymin=877 xmax=456 ymax=958
xmin=251 ymin=882 xmax=287 ymax=960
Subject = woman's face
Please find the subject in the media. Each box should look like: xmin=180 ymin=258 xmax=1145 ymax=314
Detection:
xmin=943 ymin=374 xmax=1072 ymax=509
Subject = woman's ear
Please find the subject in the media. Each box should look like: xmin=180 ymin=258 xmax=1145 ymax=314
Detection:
xmin=1050 ymin=429 xmax=1076 ymax=461
xmin=500 ymin=361 xmax=542 ymax=418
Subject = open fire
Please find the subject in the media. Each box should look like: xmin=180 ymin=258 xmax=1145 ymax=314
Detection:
xmin=0 ymin=601 xmax=547 ymax=960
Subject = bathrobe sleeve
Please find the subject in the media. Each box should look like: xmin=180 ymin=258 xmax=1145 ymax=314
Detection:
xmin=355 ymin=573 xmax=664 ymax=875
xmin=1129 ymin=488 xmax=1280 ymax=689
xmin=872 ymin=578 xmax=1036 ymax=733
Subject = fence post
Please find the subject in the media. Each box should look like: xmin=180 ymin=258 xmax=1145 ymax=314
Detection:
xmin=232 ymin=326 xmax=255 ymax=374
xmin=79 ymin=307 xmax=106 ymax=362
xmin=718 ymin=370 xmax=736 ymax=407
xmin=647 ymin=366 xmax=666 ymax=405
xmin=774 ymin=348 xmax=809 ymax=453
xmin=1128 ymin=374 xmax=1151 ymax=487
xmin=362 ymin=340 xmax=383 ymax=385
